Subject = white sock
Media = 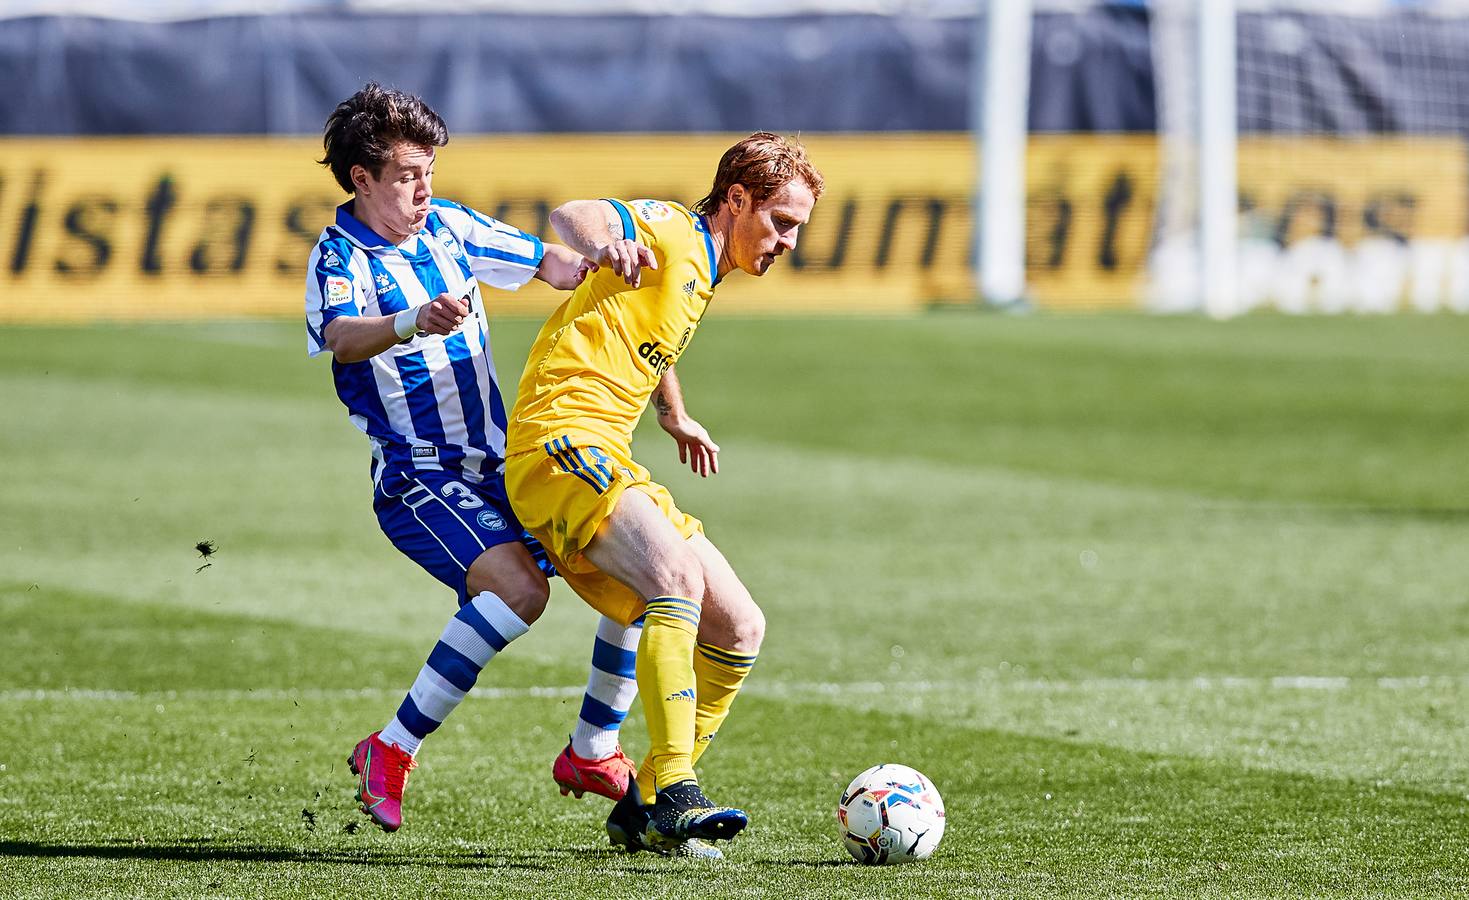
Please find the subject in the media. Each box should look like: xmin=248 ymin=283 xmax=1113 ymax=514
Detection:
xmin=570 ymin=615 xmax=642 ymax=760
xmin=380 ymin=591 xmax=530 ymax=756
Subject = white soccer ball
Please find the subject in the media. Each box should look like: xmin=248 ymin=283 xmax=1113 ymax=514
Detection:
xmin=836 ymin=763 xmax=946 ymax=865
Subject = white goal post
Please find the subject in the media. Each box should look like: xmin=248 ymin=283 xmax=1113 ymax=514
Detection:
xmin=979 ymin=0 xmax=1469 ymax=315
xmin=976 ymin=0 xmax=1034 ymax=307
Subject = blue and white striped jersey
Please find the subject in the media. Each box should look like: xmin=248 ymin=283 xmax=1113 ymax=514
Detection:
xmin=305 ymin=198 xmax=545 ymax=482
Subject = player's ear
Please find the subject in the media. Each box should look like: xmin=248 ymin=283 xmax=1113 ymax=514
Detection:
xmin=727 ymin=183 xmax=746 ymax=213
xmin=351 ymin=164 xmax=372 ymax=195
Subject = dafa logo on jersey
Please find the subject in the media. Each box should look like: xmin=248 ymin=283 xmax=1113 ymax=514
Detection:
xmin=638 ymin=339 xmax=675 ymax=375
xmin=638 ymin=327 xmax=691 ymax=376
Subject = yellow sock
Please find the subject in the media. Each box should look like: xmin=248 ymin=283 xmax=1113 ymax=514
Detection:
xmin=637 ymin=596 xmax=700 ymax=797
xmin=691 ymin=642 xmax=758 ymax=766
xmin=638 ymin=640 xmax=757 ymax=803
xmin=637 ymin=754 xmax=657 ymax=804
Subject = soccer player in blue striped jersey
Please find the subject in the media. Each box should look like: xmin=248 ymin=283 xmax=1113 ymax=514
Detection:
xmin=307 ymin=84 xmax=641 ymax=832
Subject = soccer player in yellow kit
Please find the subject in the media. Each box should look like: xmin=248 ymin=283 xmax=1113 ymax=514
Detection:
xmin=505 ymin=133 xmax=822 ymax=856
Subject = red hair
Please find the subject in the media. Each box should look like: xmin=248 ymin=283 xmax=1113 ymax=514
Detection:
xmin=693 ymin=132 xmax=824 ymax=215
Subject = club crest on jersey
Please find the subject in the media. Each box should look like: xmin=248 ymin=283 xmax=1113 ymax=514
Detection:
xmin=476 ymin=509 xmax=507 ymax=531
xmin=634 ymin=200 xmax=674 ymax=222
xmin=325 ymin=276 xmax=351 ymax=304
xmin=435 ymin=227 xmax=465 ymax=259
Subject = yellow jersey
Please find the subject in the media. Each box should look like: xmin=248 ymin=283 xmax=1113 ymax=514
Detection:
xmin=506 ymin=198 xmax=720 ymax=456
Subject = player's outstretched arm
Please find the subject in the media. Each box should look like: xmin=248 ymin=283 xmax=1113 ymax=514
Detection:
xmin=654 ymin=367 xmax=720 ymax=477
xmin=324 ymin=293 xmax=470 ymax=363
xmin=533 ymin=243 xmax=595 ymax=291
xmin=549 ymin=200 xmax=657 ymax=288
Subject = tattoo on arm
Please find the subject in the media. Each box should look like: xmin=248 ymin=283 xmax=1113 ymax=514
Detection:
xmin=654 ymin=390 xmax=672 ymax=417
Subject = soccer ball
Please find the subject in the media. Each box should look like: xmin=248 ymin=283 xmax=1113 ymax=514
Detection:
xmin=836 ymin=763 xmax=946 ymax=865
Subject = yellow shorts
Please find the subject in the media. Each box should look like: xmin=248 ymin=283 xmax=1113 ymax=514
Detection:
xmin=504 ymin=433 xmax=704 ymax=627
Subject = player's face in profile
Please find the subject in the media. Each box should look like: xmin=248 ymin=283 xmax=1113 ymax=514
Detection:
xmin=731 ymin=180 xmax=816 ymax=276
xmin=358 ymin=142 xmax=435 ymax=241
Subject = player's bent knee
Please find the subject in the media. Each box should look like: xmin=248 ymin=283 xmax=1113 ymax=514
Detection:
xmin=494 ymin=579 xmax=549 ymax=624
xmin=727 ymin=601 xmax=765 ymax=654
xmin=466 ymin=556 xmax=550 ymax=625
xmin=699 ymin=590 xmax=764 ymax=653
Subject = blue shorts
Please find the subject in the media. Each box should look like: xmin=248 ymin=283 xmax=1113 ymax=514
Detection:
xmin=374 ymin=468 xmax=554 ymax=605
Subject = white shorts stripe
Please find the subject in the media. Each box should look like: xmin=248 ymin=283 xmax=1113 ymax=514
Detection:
xmin=418 ymin=478 xmax=489 ymax=555
xmin=407 ymin=501 xmax=472 ymax=571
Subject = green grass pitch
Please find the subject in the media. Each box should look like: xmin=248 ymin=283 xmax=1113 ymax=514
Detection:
xmin=3 ymin=313 xmax=1469 ymax=898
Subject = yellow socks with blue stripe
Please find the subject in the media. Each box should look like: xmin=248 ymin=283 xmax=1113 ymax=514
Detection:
xmin=690 ymin=642 xmax=758 ymax=766
xmin=636 ymin=640 xmax=758 ymax=803
xmin=637 ymin=596 xmax=701 ymax=797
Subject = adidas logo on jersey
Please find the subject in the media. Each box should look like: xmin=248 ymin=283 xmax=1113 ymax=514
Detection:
xmin=638 ymin=339 xmax=677 ymax=376
xmin=682 ymin=279 xmax=696 ymax=297
xmin=666 ymin=688 xmax=696 ymax=703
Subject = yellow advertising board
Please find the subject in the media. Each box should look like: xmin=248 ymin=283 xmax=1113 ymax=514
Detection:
xmin=0 ymin=133 xmax=1462 ymax=322
xmin=0 ymin=134 xmax=978 ymax=322
xmin=1026 ymin=134 xmax=1159 ymax=306
xmin=1237 ymin=136 xmax=1466 ymax=243
xmin=1025 ymin=134 xmax=1468 ymax=308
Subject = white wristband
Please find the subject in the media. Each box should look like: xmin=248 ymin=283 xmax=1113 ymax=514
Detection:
xmin=393 ymin=307 xmax=420 ymax=340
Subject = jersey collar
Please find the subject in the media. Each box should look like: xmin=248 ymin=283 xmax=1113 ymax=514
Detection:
xmin=334 ymin=200 xmax=407 ymax=251
xmin=694 ymin=213 xmax=721 ymax=287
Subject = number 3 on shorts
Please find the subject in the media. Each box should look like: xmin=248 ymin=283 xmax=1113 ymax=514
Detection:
xmin=440 ymin=481 xmax=484 ymax=509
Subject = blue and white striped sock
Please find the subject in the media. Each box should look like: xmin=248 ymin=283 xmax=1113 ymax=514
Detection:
xmin=379 ymin=591 xmax=529 ymax=756
xmin=569 ymin=615 xmax=642 ymax=761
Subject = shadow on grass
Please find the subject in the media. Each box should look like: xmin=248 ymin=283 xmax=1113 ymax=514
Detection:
xmin=1197 ymin=504 xmax=1469 ymax=523
xmin=1348 ymin=507 xmax=1469 ymax=522
xmin=0 ymin=838 xmax=608 ymax=870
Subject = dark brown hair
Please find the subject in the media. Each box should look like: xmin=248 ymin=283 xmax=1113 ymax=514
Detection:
xmin=692 ymin=132 xmax=825 ymax=216
xmin=319 ymin=83 xmax=449 ymax=194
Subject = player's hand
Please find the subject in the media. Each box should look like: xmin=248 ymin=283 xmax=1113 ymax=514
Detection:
xmin=537 ymin=244 xmax=596 ymax=291
xmin=659 ymin=413 xmax=719 ymax=477
xmin=595 ymin=239 xmax=657 ymax=288
xmin=417 ymin=293 xmax=470 ymax=335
